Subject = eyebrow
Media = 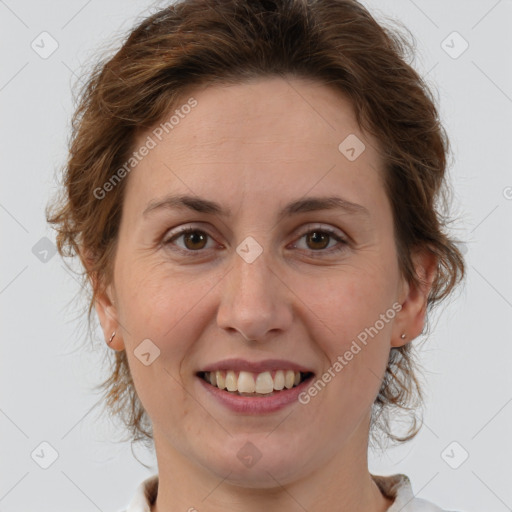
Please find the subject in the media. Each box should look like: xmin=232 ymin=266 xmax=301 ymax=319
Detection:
xmin=142 ymin=194 xmax=370 ymax=221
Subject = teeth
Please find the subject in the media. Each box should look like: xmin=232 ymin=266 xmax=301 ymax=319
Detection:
xmin=285 ymin=370 xmax=295 ymax=389
xmin=216 ymin=370 xmax=225 ymax=390
xmin=225 ymin=370 xmax=237 ymax=391
xmin=274 ymin=370 xmax=285 ymax=390
xmin=238 ymin=371 xmax=255 ymax=393
xmin=255 ymin=371 xmax=274 ymax=394
xmin=202 ymin=369 xmax=308 ymax=394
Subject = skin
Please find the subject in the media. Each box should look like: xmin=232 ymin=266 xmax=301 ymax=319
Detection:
xmin=94 ymin=76 xmax=436 ymax=511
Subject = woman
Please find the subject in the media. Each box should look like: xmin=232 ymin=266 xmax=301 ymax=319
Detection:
xmin=47 ymin=0 xmax=465 ymax=510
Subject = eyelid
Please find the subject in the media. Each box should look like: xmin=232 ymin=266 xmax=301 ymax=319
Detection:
xmin=289 ymin=223 xmax=349 ymax=256
xmin=162 ymin=224 xmax=221 ymax=249
xmin=162 ymin=222 xmax=350 ymax=255
xmin=294 ymin=223 xmax=347 ymax=240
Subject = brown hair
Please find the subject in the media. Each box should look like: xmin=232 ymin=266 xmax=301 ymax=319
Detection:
xmin=47 ymin=0 xmax=465 ymax=449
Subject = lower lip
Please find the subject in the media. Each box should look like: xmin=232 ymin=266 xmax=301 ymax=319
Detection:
xmin=196 ymin=374 xmax=315 ymax=414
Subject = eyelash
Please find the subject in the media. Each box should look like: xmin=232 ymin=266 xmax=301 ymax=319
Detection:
xmin=162 ymin=225 xmax=349 ymax=258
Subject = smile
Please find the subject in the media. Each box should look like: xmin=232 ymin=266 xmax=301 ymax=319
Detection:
xmin=198 ymin=370 xmax=314 ymax=396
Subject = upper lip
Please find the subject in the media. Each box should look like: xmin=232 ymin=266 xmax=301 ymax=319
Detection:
xmin=199 ymin=358 xmax=315 ymax=374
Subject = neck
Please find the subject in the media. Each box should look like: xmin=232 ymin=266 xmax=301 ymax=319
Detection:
xmin=150 ymin=422 xmax=393 ymax=512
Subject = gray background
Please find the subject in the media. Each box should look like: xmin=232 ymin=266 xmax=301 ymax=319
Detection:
xmin=1 ymin=0 xmax=511 ymax=510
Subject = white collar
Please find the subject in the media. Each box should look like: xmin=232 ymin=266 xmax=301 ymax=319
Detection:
xmin=126 ymin=473 xmax=447 ymax=512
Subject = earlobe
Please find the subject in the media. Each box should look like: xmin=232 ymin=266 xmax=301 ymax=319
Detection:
xmin=94 ymin=281 xmax=124 ymax=350
xmin=80 ymin=246 xmax=124 ymax=350
xmin=391 ymin=249 xmax=437 ymax=347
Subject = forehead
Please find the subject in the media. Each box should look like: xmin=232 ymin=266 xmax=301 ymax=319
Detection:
xmin=160 ymin=77 xmax=369 ymax=154
xmin=124 ymin=77 xmax=386 ymax=218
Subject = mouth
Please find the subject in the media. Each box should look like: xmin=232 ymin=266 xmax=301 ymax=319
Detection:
xmin=196 ymin=369 xmax=315 ymax=397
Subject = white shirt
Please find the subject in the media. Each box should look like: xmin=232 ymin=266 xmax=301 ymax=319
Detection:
xmin=123 ymin=473 xmax=458 ymax=511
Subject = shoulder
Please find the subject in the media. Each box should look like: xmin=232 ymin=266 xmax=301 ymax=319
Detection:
xmin=372 ymin=473 xmax=463 ymax=512
xmin=122 ymin=473 xmax=159 ymax=512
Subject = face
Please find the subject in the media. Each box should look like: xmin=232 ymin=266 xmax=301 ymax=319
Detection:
xmin=97 ymin=76 xmax=427 ymax=487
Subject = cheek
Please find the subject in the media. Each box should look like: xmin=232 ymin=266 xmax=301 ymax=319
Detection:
xmin=298 ymin=257 xmax=398 ymax=344
xmin=297 ymin=279 xmax=395 ymax=432
xmin=115 ymin=257 xmax=226 ymax=355
xmin=292 ymin=257 xmax=397 ymax=399
xmin=114 ymin=263 xmax=197 ymax=423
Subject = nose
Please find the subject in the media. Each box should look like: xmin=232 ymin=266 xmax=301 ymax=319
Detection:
xmin=216 ymin=246 xmax=293 ymax=342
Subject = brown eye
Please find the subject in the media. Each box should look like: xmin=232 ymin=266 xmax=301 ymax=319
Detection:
xmin=164 ymin=228 xmax=214 ymax=252
xmin=305 ymin=231 xmax=331 ymax=250
xmin=181 ymin=231 xmax=208 ymax=250
xmin=292 ymin=226 xmax=348 ymax=257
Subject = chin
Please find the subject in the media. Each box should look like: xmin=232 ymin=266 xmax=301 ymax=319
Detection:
xmin=198 ymin=433 xmax=313 ymax=488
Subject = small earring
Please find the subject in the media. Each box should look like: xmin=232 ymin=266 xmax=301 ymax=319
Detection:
xmin=400 ymin=333 xmax=406 ymax=339
xmin=108 ymin=331 xmax=116 ymax=345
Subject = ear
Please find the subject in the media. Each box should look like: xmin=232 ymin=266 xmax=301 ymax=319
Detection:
xmin=93 ymin=277 xmax=125 ymax=351
xmin=80 ymin=246 xmax=124 ymax=351
xmin=391 ymin=248 xmax=438 ymax=347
